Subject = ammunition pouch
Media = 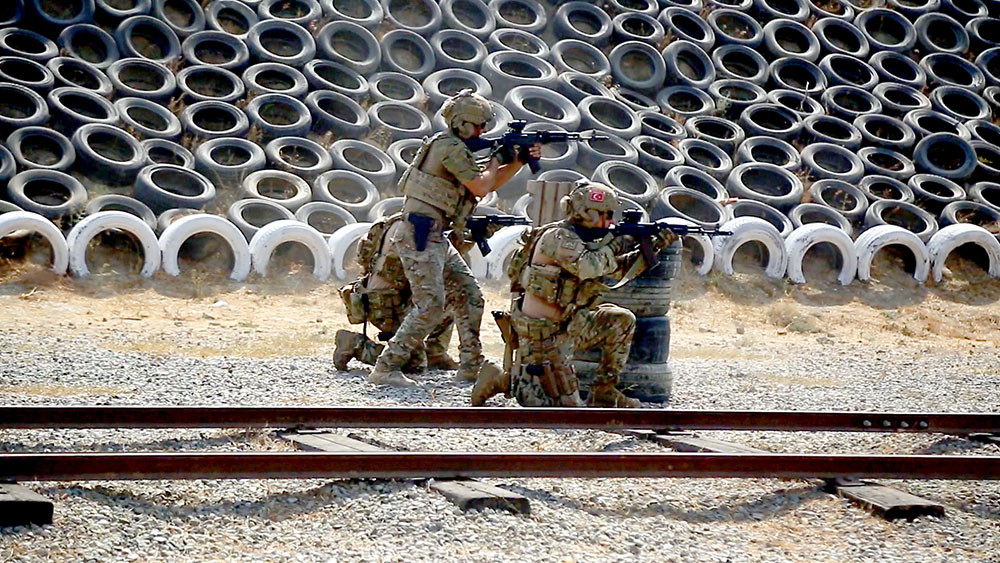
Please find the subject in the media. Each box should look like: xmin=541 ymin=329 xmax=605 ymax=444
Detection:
xmin=340 ymin=281 xmax=367 ymax=325
xmin=524 ymin=362 xmax=579 ymax=400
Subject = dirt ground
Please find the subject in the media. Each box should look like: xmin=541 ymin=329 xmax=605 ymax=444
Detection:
xmin=1 ymin=239 xmax=999 ymax=367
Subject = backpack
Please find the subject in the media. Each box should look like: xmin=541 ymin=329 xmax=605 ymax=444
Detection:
xmin=356 ymin=213 xmax=399 ymax=275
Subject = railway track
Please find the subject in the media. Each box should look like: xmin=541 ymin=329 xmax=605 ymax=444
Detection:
xmin=2 ymin=406 xmax=998 ymax=525
xmin=2 ymin=406 xmax=999 ymax=434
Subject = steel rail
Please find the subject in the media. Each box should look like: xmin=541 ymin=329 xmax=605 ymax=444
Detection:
xmin=2 ymin=452 xmax=998 ymax=482
xmin=1 ymin=406 xmax=998 ymax=434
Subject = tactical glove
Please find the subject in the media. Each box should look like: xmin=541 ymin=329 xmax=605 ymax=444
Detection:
xmin=647 ymin=229 xmax=678 ymax=252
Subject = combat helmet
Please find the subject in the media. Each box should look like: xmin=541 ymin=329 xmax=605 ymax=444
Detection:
xmin=440 ymin=89 xmax=494 ymax=130
xmin=561 ymin=181 xmax=619 ymax=226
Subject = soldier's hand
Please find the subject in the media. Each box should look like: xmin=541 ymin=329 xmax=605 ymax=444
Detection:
xmin=527 ymin=143 xmax=542 ymax=160
xmin=608 ymin=234 xmax=635 ymax=255
xmin=647 ymin=229 xmax=678 ymax=252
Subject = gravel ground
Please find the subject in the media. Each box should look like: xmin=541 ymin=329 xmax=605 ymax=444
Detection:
xmin=0 ymin=308 xmax=999 ymax=563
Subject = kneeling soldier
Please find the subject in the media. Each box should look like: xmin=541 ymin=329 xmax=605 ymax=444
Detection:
xmin=472 ymin=182 xmax=674 ymax=408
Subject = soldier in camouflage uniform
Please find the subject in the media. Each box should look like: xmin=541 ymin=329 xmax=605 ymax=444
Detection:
xmin=471 ymin=183 xmax=675 ymax=408
xmin=368 ymin=91 xmax=541 ymax=387
xmin=333 ymin=213 xmax=460 ymax=373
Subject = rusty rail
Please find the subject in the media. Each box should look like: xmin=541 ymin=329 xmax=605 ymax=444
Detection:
xmin=1 ymin=406 xmax=998 ymax=434
xmin=2 ymin=452 xmax=999 ymax=481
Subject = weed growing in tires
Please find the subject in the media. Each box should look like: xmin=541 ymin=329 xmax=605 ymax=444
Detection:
xmin=165 ymin=56 xmax=185 ymax=75
xmin=658 ymin=30 xmax=677 ymax=50
xmin=308 ymin=17 xmax=330 ymax=39
xmin=168 ymin=96 xmax=187 ymax=117
xmin=363 ymin=126 xmax=393 ymax=150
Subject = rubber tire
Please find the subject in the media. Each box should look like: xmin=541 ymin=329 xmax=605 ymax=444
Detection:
xmin=180 ymin=100 xmax=249 ymax=140
xmin=181 ymin=30 xmax=249 ymax=71
xmin=66 ymin=211 xmax=160 ymax=277
xmin=7 ymin=126 xmax=75 ymax=172
xmin=115 ymin=97 xmax=182 ymax=141
xmin=663 ymin=165 xmax=728 ymax=201
xmin=808 ymin=179 xmax=869 ymax=222
xmin=912 ymin=132 xmax=977 ymax=181
xmin=114 ymin=15 xmax=182 ymax=64
xmin=7 ymin=169 xmax=87 ymax=220
xmin=800 ymin=142 xmax=865 ymax=183
xmin=864 ymin=199 xmax=939 ymax=242
xmin=329 ymin=140 xmax=396 ymax=193
xmin=84 ymin=194 xmax=156 ymax=230
xmin=726 ymin=162 xmax=804 ymax=212
xmin=855 ymin=224 xmax=930 ymax=282
xmin=134 ymin=164 xmax=216 ymax=214
xmin=142 ymin=139 xmax=195 ymax=169
xmin=106 ymin=58 xmax=176 ymax=101
xmin=380 ymin=29 xmax=436 ymax=81
xmin=788 ymin=203 xmax=854 ymax=237
xmin=303 ymin=59 xmax=368 ymax=101
xmin=57 ymin=24 xmax=119 ymax=70
xmin=661 ymin=40 xmax=715 ymax=90
xmin=591 ymin=161 xmax=659 ymax=207
xmin=247 ymin=219 xmax=331 ymax=280
xmin=241 ymin=62 xmax=309 ymax=98
xmin=735 ymin=136 xmax=801 ymax=171
xmin=784 ymin=223 xmax=857 ymax=284
xmin=294 ymin=201 xmax=356 ymax=238
xmin=71 ymin=123 xmax=146 ymax=186
xmin=712 ymin=216 xmax=788 ymax=278
xmin=193 ymin=136 xmax=265 ymax=192
xmin=0 ymin=211 xmax=68 ymax=273
xmin=246 ymin=19 xmax=316 ymax=68
xmin=46 ymin=87 xmax=120 ymax=136
xmin=926 ymin=223 xmax=1000 ymax=282
xmin=0 ymin=83 xmax=48 ymax=137
xmin=158 ymin=213 xmax=251 ymax=280
xmin=264 ymin=137 xmax=332 ymax=184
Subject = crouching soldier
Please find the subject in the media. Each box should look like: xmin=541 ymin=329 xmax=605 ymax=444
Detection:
xmin=471 ymin=182 xmax=675 ymax=408
xmin=335 ymin=212 xmax=459 ymax=373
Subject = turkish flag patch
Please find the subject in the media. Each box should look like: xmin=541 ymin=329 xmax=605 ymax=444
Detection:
xmin=589 ymin=190 xmax=604 ymax=202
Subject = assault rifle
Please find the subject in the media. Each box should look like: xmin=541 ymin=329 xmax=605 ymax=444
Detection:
xmin=612 ymin=209 xmax=733 ymax=267
xmin=463 ymin=120 xmax=608 ymax=173
xmin=465 ymin=214 xmax=530 ymax=256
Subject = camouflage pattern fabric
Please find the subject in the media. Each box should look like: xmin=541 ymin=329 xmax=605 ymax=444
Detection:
xmin=508 ymin=221 xmax=641 ymax=407
xmin=509 ymin=303 xmax=635 ymax=406
xmin=373 ymin=219 xmax=486 ymax=375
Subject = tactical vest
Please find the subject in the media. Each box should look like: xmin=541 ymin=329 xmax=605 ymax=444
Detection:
xmin=516 ymin=224 xmax=607 ymax=321
xmin=356 ymin=213 xmax=406 ymax=288
xmin=400 ymin=132 xmax=476 ymax=227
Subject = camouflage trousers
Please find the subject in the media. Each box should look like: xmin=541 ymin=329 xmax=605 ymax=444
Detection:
xmin=363 ymin=287 xmax=454 ymax=362
xmin=373 ymin=219 xmax=485 ymax=374
xmin=511 ymin=303 xmax=636 ymax=407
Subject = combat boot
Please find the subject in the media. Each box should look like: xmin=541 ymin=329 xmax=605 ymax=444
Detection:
xmin=333 ymin=330 xmax=365 ymax=371
xmin=587 ymin=381 xmax=640 ymax=408
xmin=470 ymin=361 xmax=508 ymax=406
xmin=402 ymin=346 xmax=427 ymax=374
xmin=368 ymin=366 xmax=418 ymax=387
xmin=358 ymin=337 xmax=385 ymax=366
xmin=426 ymin=353 xmax=459 ymax=371
xmin=455 ymin=360 xmax=487 ymax=382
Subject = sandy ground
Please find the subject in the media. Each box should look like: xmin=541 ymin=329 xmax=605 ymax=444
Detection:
xmin=0 ymin=241 xmax=998 ymax=375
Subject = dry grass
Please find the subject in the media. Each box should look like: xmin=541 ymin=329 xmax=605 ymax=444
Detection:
xmin=765 ymin=302 xmax=822 ymax=333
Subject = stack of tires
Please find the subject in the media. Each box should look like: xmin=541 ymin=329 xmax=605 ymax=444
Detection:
xmin=573 ymin=240 xmax=683 ymax=402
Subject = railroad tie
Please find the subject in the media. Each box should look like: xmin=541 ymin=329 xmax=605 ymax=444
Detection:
xmin=278 ymin=430 xmax=529 ymax=515
xmin=622 ymin=429 xmax=945 ymax=521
